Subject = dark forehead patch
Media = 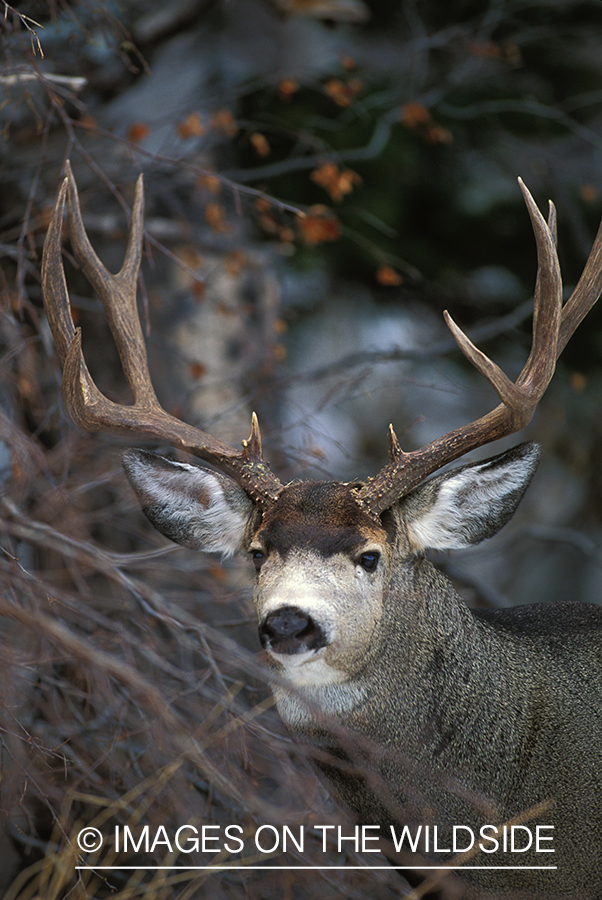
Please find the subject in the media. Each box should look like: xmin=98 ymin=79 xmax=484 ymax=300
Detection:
xmin=256 ymin=481 xmax=385 ymax=558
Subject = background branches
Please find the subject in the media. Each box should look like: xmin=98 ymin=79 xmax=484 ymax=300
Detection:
xmin=2 ymin=1 xmax=602 ymax=896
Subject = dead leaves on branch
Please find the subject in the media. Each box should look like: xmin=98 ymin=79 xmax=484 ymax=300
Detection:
xmin=400 ymin=102 xmax=452 ymax=144
xmin=323 ymin=76 xmax=363 ymax=108
xmin=310 ymin=162 xmax=362 ymax=203
xmin=127 ymin=108 xmax=239 ymax=147
xmin=253 ymin=196 xmax=340 ymax=246
xmin=158 ymin=91 xmax=407 ymax=280
xmin=297 ymin=205 xmax=342 ymax=245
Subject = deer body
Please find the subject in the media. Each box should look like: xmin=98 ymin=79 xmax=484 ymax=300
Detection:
xmin=122 ymin=442 xmax=602 ymax=898
xmin=42 ymin=165 xmax=602 ymax=898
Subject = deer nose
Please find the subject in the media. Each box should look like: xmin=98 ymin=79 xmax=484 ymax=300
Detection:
xmin=259 ymin=606 xmax=327 ymax=655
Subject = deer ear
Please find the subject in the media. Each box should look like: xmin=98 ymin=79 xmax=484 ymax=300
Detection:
xmin=402 ymin=442 xmax=541 ymax=552
xmin=123 ymin=449 xmax=256 ymax=556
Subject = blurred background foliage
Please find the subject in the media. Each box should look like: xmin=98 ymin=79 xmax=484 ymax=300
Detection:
xmin=2 ymin=0 xmax=602 ymax=896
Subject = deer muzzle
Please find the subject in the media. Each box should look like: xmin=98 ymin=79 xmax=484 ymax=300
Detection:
xmin=259 ymin=606 xmax=328 ymax=656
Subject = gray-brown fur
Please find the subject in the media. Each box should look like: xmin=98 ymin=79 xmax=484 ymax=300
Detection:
xmin=256 ymin=481 xmax=388 ymax=559
xmin=123 ymin=441 xmax=602 ymax=899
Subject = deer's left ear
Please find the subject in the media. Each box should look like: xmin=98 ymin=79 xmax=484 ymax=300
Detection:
xmin=123 ymin=449 xmax=256 ymax=556
xmin=399 ymin=442 xmax=540 ymax=552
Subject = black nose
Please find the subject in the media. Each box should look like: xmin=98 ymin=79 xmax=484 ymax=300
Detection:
xmin=259 ymin=605 xmax=327 ymax=655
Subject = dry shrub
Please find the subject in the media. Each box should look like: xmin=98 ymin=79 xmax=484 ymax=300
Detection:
xmin=0 ymin=290 xmax=404 ymax=900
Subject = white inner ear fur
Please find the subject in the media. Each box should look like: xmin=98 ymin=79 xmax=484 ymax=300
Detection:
xmin=123 ymin=451 xmax=253 ymax=556
xmin=404 ymin=445 xmax=539 ymax=552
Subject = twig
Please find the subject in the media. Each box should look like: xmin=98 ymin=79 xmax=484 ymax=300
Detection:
xmin=2 ymin=2 xmax=44 ymax=57
xmin=0 ymin=72 xmax=86 ymax=90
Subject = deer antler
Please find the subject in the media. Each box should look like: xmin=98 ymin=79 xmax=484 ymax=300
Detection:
xmin=41 ymin=161 xmax=283 ymax=507
xmin=42 ymin=166 xmax=602 ymax=518
xmin=356 ymin=178 xmax=602 ymax=515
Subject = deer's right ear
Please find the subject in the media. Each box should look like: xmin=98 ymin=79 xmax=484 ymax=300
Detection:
xmin=123 ymin=449 xmax=256 ymax=556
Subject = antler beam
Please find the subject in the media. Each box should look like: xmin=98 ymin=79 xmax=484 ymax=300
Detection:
xmin=41 ymin=162 xmax=283 ymax=507
xmin=42 ymin=166 xmax=602 ymax=519
xmin=356 ymin=178 xmax=602 ymax=515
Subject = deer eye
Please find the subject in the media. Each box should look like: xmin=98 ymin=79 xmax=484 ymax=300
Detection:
xmin=251 ymin=549 xmax=266 ymax=572
xmin=358 ymin=552 xmax=380 ymax=572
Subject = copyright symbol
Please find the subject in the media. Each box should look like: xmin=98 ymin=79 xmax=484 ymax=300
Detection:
xmin=77 ymin=827 xmax=103 ymax=852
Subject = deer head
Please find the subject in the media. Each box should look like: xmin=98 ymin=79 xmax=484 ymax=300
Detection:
xmin=41 ymin=162 xmax=602 ymax=685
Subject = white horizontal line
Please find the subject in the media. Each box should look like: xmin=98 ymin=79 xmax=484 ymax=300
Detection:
xmin=75 ymin=865 xmax=557 ymax=871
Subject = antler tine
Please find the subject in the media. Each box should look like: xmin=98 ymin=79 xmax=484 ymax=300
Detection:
xmin=41 ymin=163 xmax=283 ymax=506
xmin=64 ymin=160 xmax=157 ymax=409
xmin=357 ymin=178 xmax=601 ymax=516
xmin=41 ymin=175 xmax=76 ymax=364
xmin=516 ymin=178 xmax=562 ymax=394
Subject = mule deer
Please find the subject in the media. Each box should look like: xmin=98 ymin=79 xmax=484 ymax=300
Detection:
xmin=42 ymin=162 xmax=602 ymax=898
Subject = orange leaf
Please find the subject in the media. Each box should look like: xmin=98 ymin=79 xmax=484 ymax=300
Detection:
xmin=128 ymin=122 xmax=150 ymax=143
xmin=323 ymin=77 xmax=362 ymax=108
xmin=297 ymin=205 xmax=341 ymax=245
xmin=570 ymin=372 xmax=587 ymax=392
xmin=401 ymin=102 xmax=452 ymax=144
xmin=210 ymin=108 xmax=238 ymax=137
xmin=278 ymin=226 xmax=296 ymax=243
xmin=224 ymin=249 xmax=248 ymax=276
xmin=277 ymin=78 xmax=299 ymax=101
xmin=424 ymin=124 xmax=452 ymax=144
xmin=580 ymin=184 xmax=599 ymax=203
xmin=468 ymin=42 xmax=502 ymax=60
xmin=177 ymin=112 xmax=205 ymax=138
xmin=376 ymin=265 xmax=403 ymax=286
xmin=191 ymin=280 xmax=206 ymax=300
xmin=255 ymin=196 xmax=272 ymax=214
xmin=205 ymin=202 xmax=231 ymax=233
xmin=197 ymin=171 xmax=222 ymax=195
xmin=310 ymin=162 xmax=362 ymax=202
xmin=189 ymin=361 xmax=207 ymax=378
xmin=400 ymin=102 xmax=432 ymax=128
xmin=79 ymin=114 xmax=97 ymax=130
xmin=250 ymin=132 xmax=271 ymax=157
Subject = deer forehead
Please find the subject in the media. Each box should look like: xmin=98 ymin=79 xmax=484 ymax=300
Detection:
xmin=253 ymin=481 xmax=388 ymax=557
